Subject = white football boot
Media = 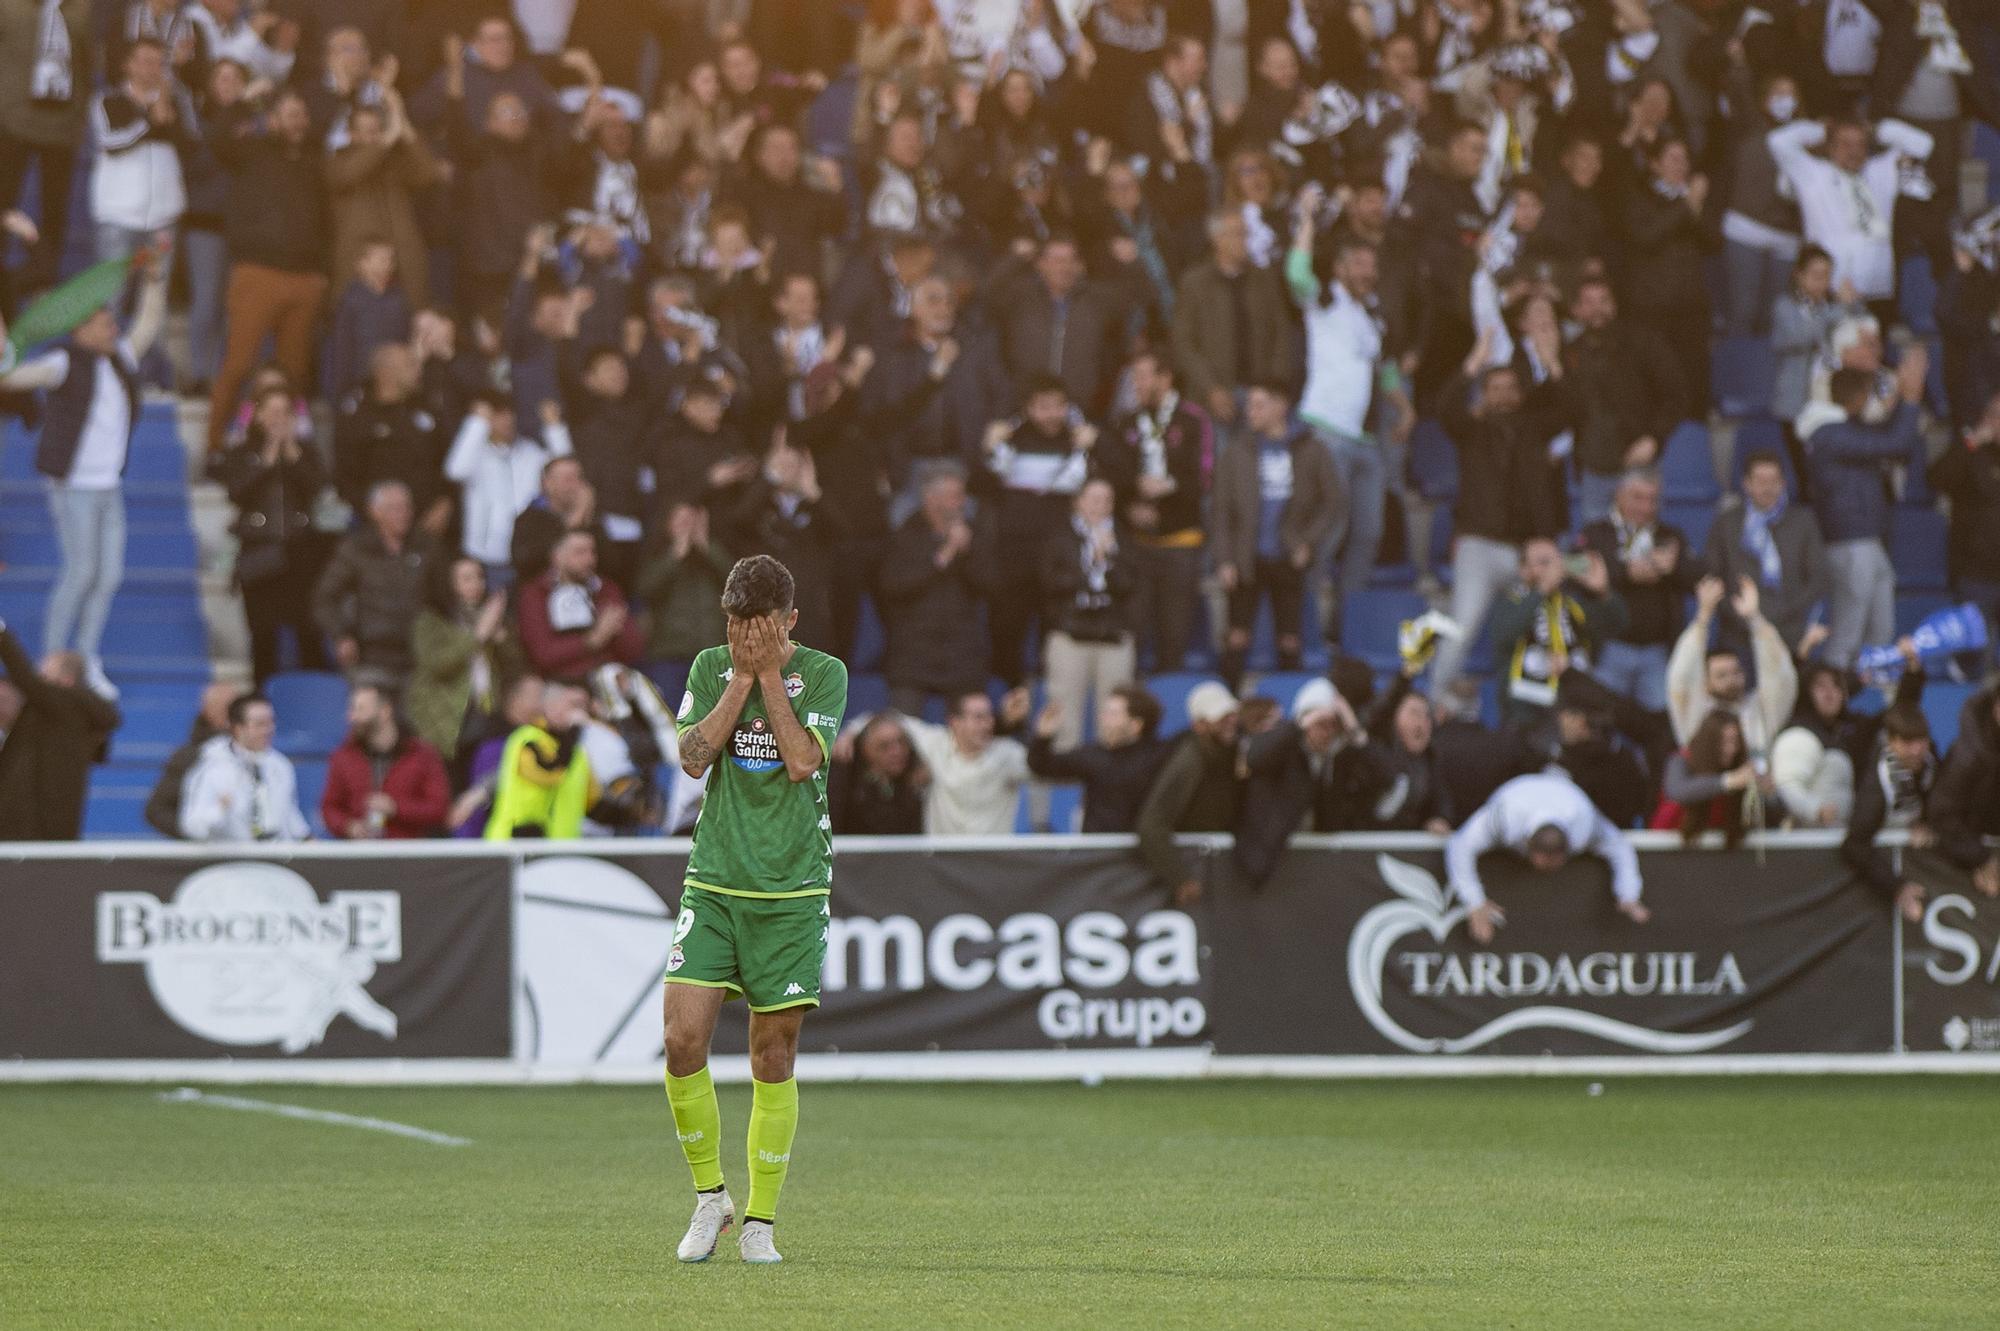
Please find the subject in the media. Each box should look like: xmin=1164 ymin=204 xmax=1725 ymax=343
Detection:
xmin=738 ymin=1221 xmax=783 ymax=1265
xmin=676 ymin=1190 xmax=734 ymax=1263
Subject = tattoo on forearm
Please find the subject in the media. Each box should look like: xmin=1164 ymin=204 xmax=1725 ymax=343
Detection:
xmin=682 ymin=729 xmax=716 ymax=770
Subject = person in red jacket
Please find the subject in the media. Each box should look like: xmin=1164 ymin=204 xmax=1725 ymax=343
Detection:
xmin=516 ymin=529 xmax=644 ymax=678
xmin=322 ymin=683 xmax=452 ymax=839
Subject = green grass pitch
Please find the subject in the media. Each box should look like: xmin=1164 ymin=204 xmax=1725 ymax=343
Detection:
xmin=3 ymin=1077 xmax=1997 ymax=1329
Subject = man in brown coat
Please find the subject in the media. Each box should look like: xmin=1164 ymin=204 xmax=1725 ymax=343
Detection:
xmin=1210 ymin=382 xmax=1343 ymax=684
xmin=325 ymin=86 xmax=441 ymax=307
xmin=1170 ymin=210 xmax=1298 ymax=428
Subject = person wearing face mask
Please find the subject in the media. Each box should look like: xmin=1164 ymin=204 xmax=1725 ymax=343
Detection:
xmin=1718 ymin=64 xmax=1805 ymax=337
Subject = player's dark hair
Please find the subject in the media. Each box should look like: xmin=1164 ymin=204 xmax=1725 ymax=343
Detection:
xmin=721 ymin=555 xmax=795 ymax=620
xmin=1112 ymin=685 xmax=1163 ymax=740
xmin=228 ymin=693 xmax=270 ymax=727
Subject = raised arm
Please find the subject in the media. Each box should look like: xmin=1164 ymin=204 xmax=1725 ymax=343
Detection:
xmin=747 ymin=619 xmax=826 ymax=783
xmin=677 ymin=653 xmax=755 ymax=780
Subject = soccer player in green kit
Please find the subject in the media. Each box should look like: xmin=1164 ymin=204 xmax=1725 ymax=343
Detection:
xmin=665 ymin=555 xmax=846 ymax=1265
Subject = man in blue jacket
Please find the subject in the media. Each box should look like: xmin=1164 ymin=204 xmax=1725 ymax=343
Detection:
xmin=1804 ymin=358 xmax=1926 ymax=668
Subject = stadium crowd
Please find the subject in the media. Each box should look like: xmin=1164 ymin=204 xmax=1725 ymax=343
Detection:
xmin=0 ymin=0 xmax=1998 ymax=915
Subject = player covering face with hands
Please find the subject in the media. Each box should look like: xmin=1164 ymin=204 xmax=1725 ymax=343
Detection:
xmin=663 ymin=555 xmax=848 ymax=1265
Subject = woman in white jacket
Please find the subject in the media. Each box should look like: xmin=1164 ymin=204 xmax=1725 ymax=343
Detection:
xmin=180 ymin=695 xmax=311 ymax=842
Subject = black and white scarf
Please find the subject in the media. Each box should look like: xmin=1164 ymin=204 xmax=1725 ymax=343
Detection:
xmin=31 ymin=0 xmax=72 ymax=105
xmin=1072 ymin=514 xmax=1116 ymax=608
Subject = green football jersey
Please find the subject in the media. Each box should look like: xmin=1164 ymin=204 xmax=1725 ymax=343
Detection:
xmin=676 ymin=643 xmax=847 ymax=896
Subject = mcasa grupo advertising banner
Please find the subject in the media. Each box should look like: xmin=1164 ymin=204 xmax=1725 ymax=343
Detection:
xmin=0 ymin=854 xmax=511 ymax=1059
xmin=512 ymin=844 xmax=1208 ymax=1064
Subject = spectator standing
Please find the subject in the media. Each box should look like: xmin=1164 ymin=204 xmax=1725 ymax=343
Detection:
xmin=1562 ymin=276 xmax=1686 ymax=523
xmin=878 ymin=466 xmax=998 ymax=717
xmin=324 ymin=86 xmax=439 ymax=304
xmin=1336 ymin=664 xmax=1458 ymax=835
xmin=634 ymin=500 xmax=731 ymax=704
xmin=1621 ymin=137 xmax=1716 ymax=410
xmin=1767 ymin=115 xmax=1933 ymax=317
xmin=408 ymin=556 xmax=523 ymax=768
xmin=1097 ymin=350 xmax=1212 ymax=671
xmin=1578 ymin=470 xmax=1694 ymax=713
xmin=1489 ymin=537 xmax=1627 ymax=735
xmin=1928 ymin=389 xmax=2000 ymax=653
xmin=1171 ymin=209 xmax=1295 ymax=429
xmin=0 ymin=623 xmax=119 ymax=841
xmin=509 ymin=455 xmax=605 ymax=588
xmin=1445 ymin=771 xmax=1651 ymax=945
xmin=1804 ymin=361 xmax=1926 ymax=667
xmin=313 ymin=480 xmax=437 ymax=684
xmin=897 ymin=691 xmax=1031 ymax=837
xmin=445 ymin=398 xmax=572 ymax=585
xmin=0 ymin=0 xmax=92 ymax=291
xmin=324 ymin=241 xmax=411 ymax=417
xmin=143 ymin=680 xmax=244 ymax=837
xmin=1701 ymin=450 xmax=1830 ymax=654
xmin=180 ymin=693 xmax=312 ymax=841
xmin=516 ymin=530 xmax=643 ymax=679
xmin=1717 ymin=66 xmax=1804 ymax=338
xmin=1769 ymin=247 xmax=1864 ymax=474
xmin=321 ymin=683 xmax=450 ymax=839
xmin=1025 ymin=686 xmax=1167 ymax=834
xmin=1286 ymin=192 xmax=1397 ymax=623
xmin=562 ymin=346 xmax=654 ymax=590
xmin=726 ymin=435 xmax=838 ymax=651
xmin=1211 ymin=382 xmax=1341 ymax=686
xmin=1429 ymin=330 xmax=1574 ymax=696
xmin=0 ymin=251 xmax=167 ymax=700
xmin=1135 ymin=681 xmax=1242 ymax=906
xmin=333 ymin=342 xmax=448 ymax=523
xmin=989 ymin=234 xmax=1125 ymax=417
xmin=1930 ymin=683 xmax=2000 ymax=886
xmin=978 ymin=375 xmax=1095 ymax=684
xmin=89 ymin=36 xmax=195 ymax=264
xmin=861 ymin=275 xmax=1010 ymax=493
xmin=1038 ymin=478 xmax=1135 ymax=748
xmin=212 ymin=386 xmax=331 ymax=684
xmin=1666 ymin=576 xmax=1800 ymax=761
xmin=207 ymin=88 xmax=329 ymax=450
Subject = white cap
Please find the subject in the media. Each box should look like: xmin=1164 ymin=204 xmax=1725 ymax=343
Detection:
xmin=1291 ymin=677 xmax=1339 ymax=721
xmin=1185 ymin=682 xmax=1241 ymax=725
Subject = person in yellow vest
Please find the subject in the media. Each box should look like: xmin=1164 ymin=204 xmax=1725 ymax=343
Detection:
xmin=483 ymin=679 xmax=601 ymax=839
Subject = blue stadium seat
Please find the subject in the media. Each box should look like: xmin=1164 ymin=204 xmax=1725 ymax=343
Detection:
xmin=1660 ymin=421 xmax=1719 ymax=502
xmin=1014 ymin=782 xmax=1086 ymax=834
xmin=1248 ymin=671 xmax=1317 ymax=713
xmin=83 ymin=770 xmax=161 ymax=839
xmin=847 ymin=671 xmax=889 ymax=722
xmin=1924 ymin=682 xmax=1974 ymax=757
xmin=262 ymin=672 xmax=351 ymax=758
xmin=1341 ymin=588 xmax=1427 ymax=671
xmin=1890 ymin=507 xmax=1950 ymax=591
xmin=1661 ymin=502 xmax=1716 ymax=553
xmin=293 ymin=758 xmax=329 ymax=835
xmin=1148 ymin=671 xmax=1224 ymax=737
xmin=1729 ymin=415 xmax=1793 ymax=492
xmin=1712 ymin=335 xmax=1776 ymax=418
xmin=1894 ymin=591 xmax=1954 ymax=637
xmin=1408 ymin=418 xmax=1459 ymax=502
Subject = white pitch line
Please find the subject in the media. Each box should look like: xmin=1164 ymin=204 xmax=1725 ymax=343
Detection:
xmin=157 ymin=1087 xmax=472 ymax=1147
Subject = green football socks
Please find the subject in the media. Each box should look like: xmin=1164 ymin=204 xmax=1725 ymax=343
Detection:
xmin=665 ymin=1066 xmax=725 ymax=1193
xmin=744 ymin=1077 xmax=799 ymax=1223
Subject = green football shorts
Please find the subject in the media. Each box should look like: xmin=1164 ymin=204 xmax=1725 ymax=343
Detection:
xmin=662 ymin=884 xmax=829 ymax=1011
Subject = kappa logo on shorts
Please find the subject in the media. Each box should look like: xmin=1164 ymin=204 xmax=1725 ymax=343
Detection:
xmin=783 ymin=982 xmax=808 ymax=996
